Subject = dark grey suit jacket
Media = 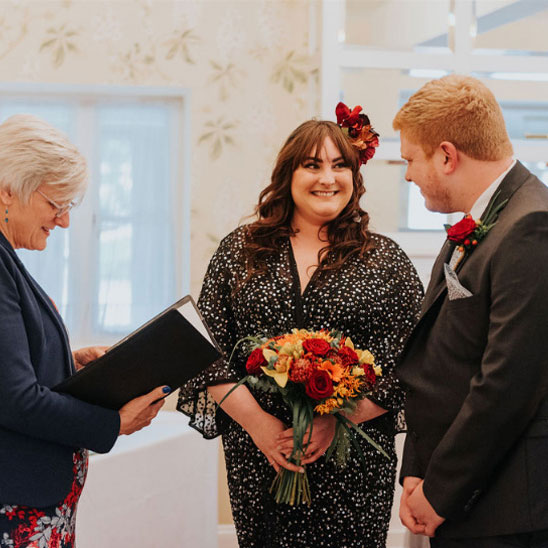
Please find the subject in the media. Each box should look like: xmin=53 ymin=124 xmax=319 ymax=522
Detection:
xmin=397 ymin=161 xmax=548 ymax=538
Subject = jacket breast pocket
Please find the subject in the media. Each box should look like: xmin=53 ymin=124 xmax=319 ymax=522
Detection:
xmin=444 ymin=291 xmax=482 ymax=311
xmin=434 ymin=292 xmax=487 ymax=362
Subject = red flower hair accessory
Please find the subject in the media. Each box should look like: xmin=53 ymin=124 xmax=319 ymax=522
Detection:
xmin=335 ymin=102 xmax=380 ymax=166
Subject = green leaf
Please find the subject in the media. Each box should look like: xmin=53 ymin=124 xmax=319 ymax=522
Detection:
xmin=40 ymin=38 xmax=57 ymax=51
xmin=338 ymin=413 xmax=389 ymax=459
xmin=166 ymin=42 xmax=178 ymax=60
xmin=215 ymin=376 xmax=249 ymax=412
xmin=212 ymin=138 xmax=222 ymax=160
xmin=182 ymin=45 xmax=194 ymax=64
xmin=198 ymin=131 xmax=213 ymax=143
xmin=290 ymin=68 xmax=307 ymax=83
xmin=54 ymin=45 xmax=65 ymax=67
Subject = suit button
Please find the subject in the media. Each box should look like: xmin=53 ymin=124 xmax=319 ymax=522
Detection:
xmin=411 ymin=431 xmax=419 ymax=441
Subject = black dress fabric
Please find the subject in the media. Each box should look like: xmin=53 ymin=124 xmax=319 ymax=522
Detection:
xmin=178 ymin=226 xmax=423 ymax=547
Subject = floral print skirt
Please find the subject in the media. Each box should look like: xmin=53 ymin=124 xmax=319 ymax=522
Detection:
xmin=0 ymin=449 xmax=88 ymax=548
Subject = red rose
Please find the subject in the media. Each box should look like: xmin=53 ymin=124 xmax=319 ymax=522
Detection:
xmin=338 ymin=345 xmax=359 ymax=367
xmin=446 ymin=215 xmax=477 ymax=242
xmin=305 ymin=369 xmax=334 ymax=400
xmin=363 ymin=363 xmax=377 ymax=386
xmin=246 ymin=348 xmax=266 ymax=375
xmin=303 ymin=338 xmax=331 ymax=357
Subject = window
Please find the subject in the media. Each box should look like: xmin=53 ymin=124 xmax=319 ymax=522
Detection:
xmin=0 ymin=86 xmax=189 ymax=345
xmin=322 ymin=1 xmax=548 ymax=236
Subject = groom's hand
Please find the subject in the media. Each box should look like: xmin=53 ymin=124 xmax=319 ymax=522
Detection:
xmin=400 ymin=476 xmax=426 ymax=535
xmin=407 ymin=480 xmax=445 ymax=537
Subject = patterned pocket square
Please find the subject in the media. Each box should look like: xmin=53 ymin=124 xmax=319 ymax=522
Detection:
xmin=444 ymin=263 xmax=473 ymax=301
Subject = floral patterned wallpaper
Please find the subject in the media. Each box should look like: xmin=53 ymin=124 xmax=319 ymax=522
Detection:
xmin=0 ymin=0 xmax=320 ymax=296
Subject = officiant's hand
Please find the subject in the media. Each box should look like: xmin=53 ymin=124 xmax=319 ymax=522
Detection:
xmin=119 ymin=385 xmax=170 ymax=435
xmin=72 ymin=346 xmax=109 ymax=371
xmin=277 ymin=414 xmax=336 ymax=465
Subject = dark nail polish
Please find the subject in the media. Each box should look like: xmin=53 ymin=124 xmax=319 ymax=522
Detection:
xmin=162 ymin=386 xmax=172 ymax=394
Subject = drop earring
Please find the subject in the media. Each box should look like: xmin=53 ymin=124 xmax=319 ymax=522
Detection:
xmin=4 ymin=208 xmax=7 ymax=223
xmin=353 ymin=210 xmax=361 ymax=223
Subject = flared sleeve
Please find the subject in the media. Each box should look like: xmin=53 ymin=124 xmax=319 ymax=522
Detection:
xmin=177 ymin=229 xmax=244 ymax=439
xmin=366 ymin=238 xmax=424 ymax=419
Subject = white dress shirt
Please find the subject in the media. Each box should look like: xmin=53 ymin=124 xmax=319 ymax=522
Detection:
xmin=468 ymin=159 xmax=516 ymax=220
xmin=449 ymin=159 xmax=516 ymax=270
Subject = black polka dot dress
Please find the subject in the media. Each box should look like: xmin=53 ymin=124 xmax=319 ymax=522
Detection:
xmin=178 ymin=226 xmax=423 ymax=548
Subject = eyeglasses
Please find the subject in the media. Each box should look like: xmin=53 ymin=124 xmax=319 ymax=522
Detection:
xmin=36 ymin=189 xmax=76 ymax=218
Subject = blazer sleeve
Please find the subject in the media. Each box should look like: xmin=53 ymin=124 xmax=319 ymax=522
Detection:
xmin=0 ymin=253 xmax=120 ymax=454
xmin=399 ymin=431 xmax=424 ymax=484
xmin=423 ymin=211 xmax=548 ymax=518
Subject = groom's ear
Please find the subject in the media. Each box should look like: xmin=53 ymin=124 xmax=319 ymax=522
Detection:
xmin=438 ymin=141 xmax=458 ymax=174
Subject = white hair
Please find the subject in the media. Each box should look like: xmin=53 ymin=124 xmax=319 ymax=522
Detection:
xmin=0 ymin=114 xmax=88 ymax=204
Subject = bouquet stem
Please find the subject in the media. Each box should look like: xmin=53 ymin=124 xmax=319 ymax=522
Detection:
xmin=270 ymin=464 xmax=311 ymax=506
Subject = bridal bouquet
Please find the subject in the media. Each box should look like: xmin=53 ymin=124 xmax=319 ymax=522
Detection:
xmin=220 ymin=329 xmax=386 ymax=506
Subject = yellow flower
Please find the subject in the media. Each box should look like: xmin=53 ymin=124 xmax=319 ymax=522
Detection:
xmin=275 ymin=357 xmax=290 ymax=373
xmin=373 ymin=364 xmax=382 ymax=377
xmin=357 ymin=349 xmax=375 ymax=365
xmin=315 ymin=331 xmax=334 ymax=343
xmin=263 ymin=348 xmax=277 ymax=363
xmin=261 ymin=366 xmax=289 ymax=388
xmin=279 ymin=342 xmax=296 ymax=356
xmin=352 ymin=366 xmax=365 ymax=377
xmin=344 ymin=337 xmax=355 ymax=350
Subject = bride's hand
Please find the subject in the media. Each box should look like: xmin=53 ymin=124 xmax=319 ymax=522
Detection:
xmin=276 ymin=414 xmax=336 ymax=465
xmin=247 ymin=412 xmax=305 ymax=474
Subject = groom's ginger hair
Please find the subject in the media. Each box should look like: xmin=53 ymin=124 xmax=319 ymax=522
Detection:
xmin=393 ymin=74 xmax=513 ymax=160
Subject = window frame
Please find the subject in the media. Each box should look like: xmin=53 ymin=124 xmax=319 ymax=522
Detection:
xmin=320 ymin=0 xmax=548 ymax=265
xmin=0 ymin=83 xmax=191 ymax=347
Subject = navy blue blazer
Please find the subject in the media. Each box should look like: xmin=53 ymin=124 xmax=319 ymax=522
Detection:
xmin=0 ymin=233 xmax=119 ymax=507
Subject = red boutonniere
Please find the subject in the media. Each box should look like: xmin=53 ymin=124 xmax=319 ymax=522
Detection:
xmin=444 ymin=191 xmax=509 ymax=254
xmin=335 ymin=102 xmax=379 ymax=166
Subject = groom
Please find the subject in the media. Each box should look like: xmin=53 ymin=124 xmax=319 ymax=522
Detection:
xmin=393 ymin=75 xmax=548 ymax=547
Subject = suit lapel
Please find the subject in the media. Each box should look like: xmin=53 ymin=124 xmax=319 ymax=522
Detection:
xmin=0 ymin=235 xmax=74 ymax=376
xmin=421 ymin=160 xmax=530 ymax=312
xmin=420 ymin=239 xmax=455 ymax=316
xmin=400 ymin=161 xmax=533 ymax=365
xmin=454 ymin=161 xmax=529 ymax=276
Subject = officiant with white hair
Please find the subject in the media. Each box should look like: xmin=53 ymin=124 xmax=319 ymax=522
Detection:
xmin=0 ymin=114 xmax=169 ymax=548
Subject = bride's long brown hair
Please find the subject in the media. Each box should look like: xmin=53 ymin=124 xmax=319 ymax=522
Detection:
xmin=242 ymin=120 xmax=375 ymax=283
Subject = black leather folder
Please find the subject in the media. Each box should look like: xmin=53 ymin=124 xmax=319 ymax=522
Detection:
xmin=54 ymin=295 xmax=221 ymax=410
